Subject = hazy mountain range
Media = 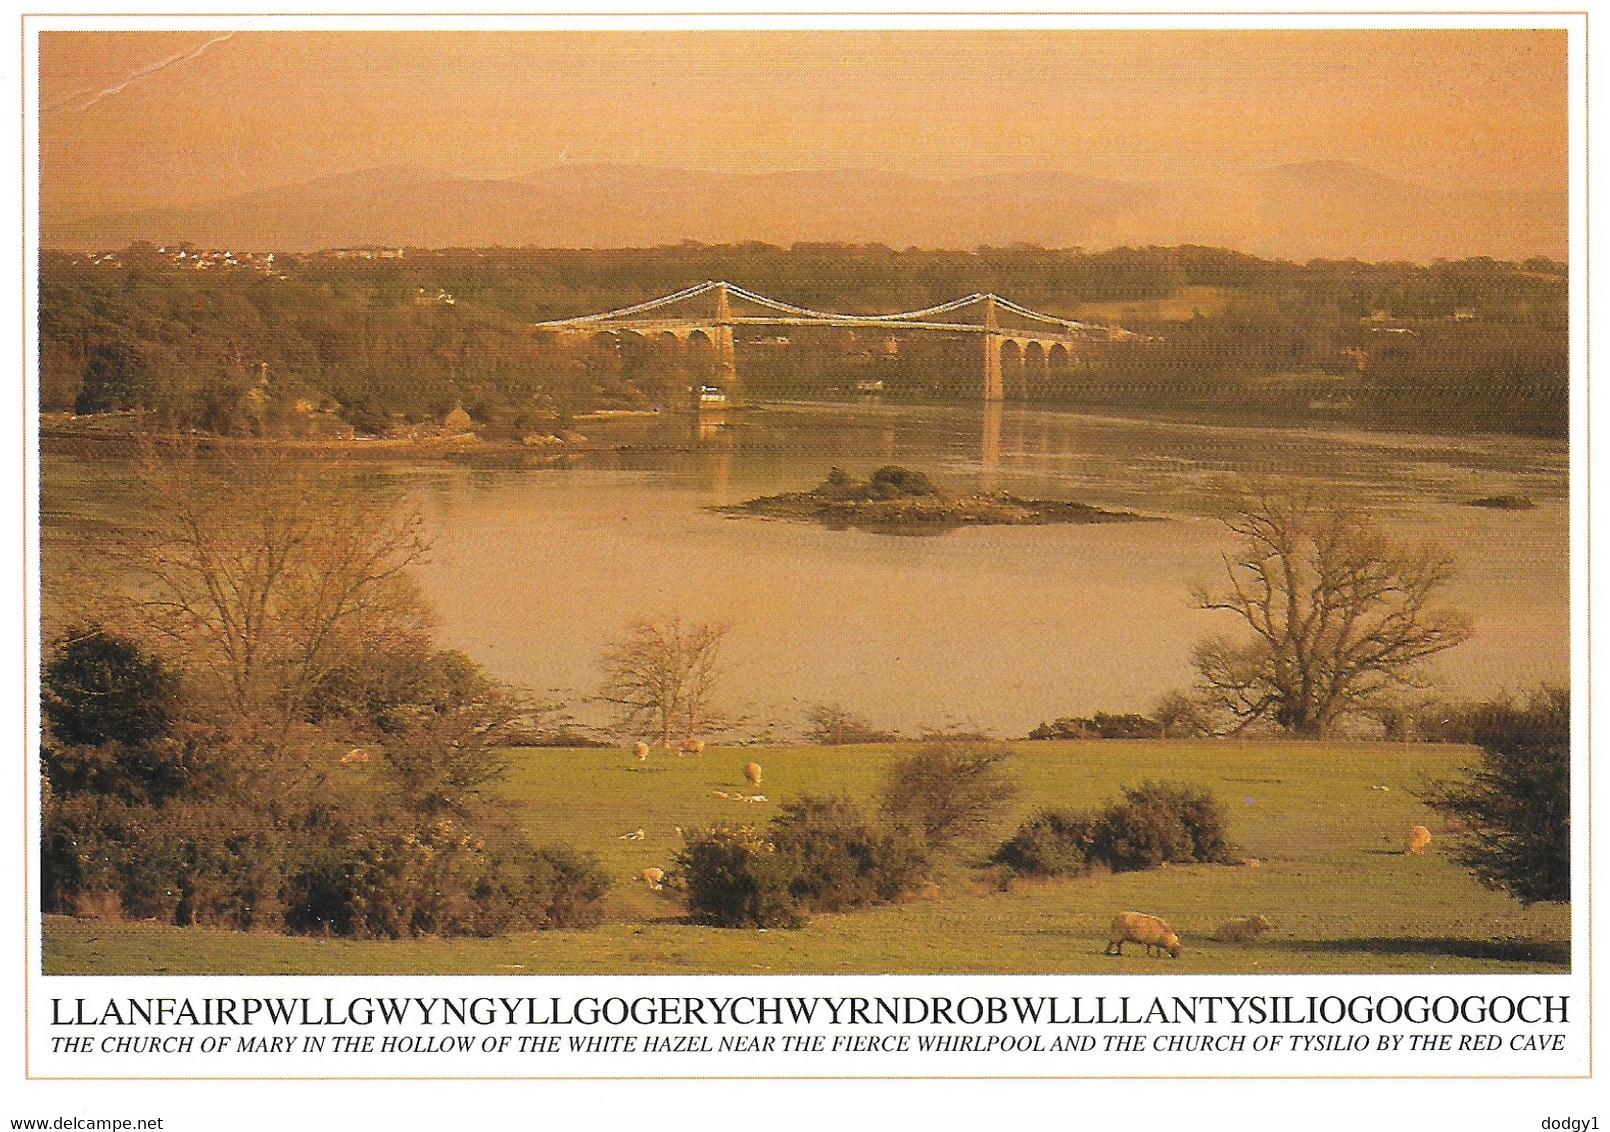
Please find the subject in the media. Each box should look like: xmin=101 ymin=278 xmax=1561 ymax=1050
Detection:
xmin=42 ymin=160 xmax=1566 ymax=263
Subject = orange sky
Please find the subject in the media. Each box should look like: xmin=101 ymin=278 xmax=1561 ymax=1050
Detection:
xmin=39 ymin=28 xmax=1568 ymax=223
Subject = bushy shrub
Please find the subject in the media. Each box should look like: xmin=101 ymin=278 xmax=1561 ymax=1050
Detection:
xmin=381 ymin=727 xmax=512 ymax=816
xmin=526 ymin=845 xmax=612 ymax=929
xmin=804 ymin=703 xmax=901 ymax=745
xmin=1027 ymin=714 xmax=1164 ymax=741
xmin=1114 ymin=781 xmax=1234 ymax=865
xmin=676 ymin=797 xmax=930 ymax=928
xmin=41 ymin=795 xmax=282 ymax=929
xmin=41 ymin=795 xmax=142 ymax=918
xmin=1424 ymin=686 xmax=1569 ymax=904
xmin=674 ymin=826 xmax=801 ymax=929
xmin=881 ymin=740 xmax=1016 ymax=849
xmin=1091 ymin=799 xmax=1196 ymax=870
xmin=867 ymin=465 xmax=939 ymax=499
xmin=283 ymin=820 xmax=609 ymax=939
xmin=771 ymin=795 xmax=928 ymax=911
xmin=43 ymin=761 xmax=610 ymax=939
xmin=992 ymin=809 xmax=1097 ymax=876
xmin=993 ymin=781 xmax=1233 ymax=877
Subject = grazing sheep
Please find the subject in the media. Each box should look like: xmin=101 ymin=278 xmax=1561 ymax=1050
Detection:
xmin=1213 ymin=915 xmax=1275 ymax=943
xmin=680 ymin=738 xmax=706 ymax=757
xmin=640 ymin=867 xmax=665 ymax=891
xmin=1104 ymin=911 xmax=1182 ymax=959
xmin=744 ymin=762 xmax=763 ymax=787
xmin=339 ymin=748 xmax=370 ymax=765
xmin=633 ymin=741 xmax=650 ymax=761
xmin=1408 ymin=825 xmax=1432 ymax=855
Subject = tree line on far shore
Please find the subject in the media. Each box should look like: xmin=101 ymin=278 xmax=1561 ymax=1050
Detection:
xmin=41 ymin=243 xmax=1567 ymax=438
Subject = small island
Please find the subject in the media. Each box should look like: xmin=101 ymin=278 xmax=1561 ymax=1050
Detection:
xmin=1464 ymin=493 xmax=1538 ymax=511
xmin=715 ymin=465 xmax=1151 ymax=533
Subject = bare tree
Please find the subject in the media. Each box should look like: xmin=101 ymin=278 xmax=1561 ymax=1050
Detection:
xmin=598 ymin=616 xmax=729 ymax=748
xmin=118 ymin=451 xmax=431 ymax=729
xmin=1191 ymin=481 xmax=1472 ymax=737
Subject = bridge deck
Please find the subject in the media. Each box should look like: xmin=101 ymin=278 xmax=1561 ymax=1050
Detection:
xmin=555 ymin=315 xmax=1095 ymax=344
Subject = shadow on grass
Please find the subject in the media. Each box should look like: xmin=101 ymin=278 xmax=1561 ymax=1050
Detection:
xmin=1263 ymin=936 xmax=1568 ymax=966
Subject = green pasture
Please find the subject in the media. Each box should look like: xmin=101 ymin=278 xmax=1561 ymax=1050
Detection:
xmin=43 ymin=740 xmax=1570 ymax=976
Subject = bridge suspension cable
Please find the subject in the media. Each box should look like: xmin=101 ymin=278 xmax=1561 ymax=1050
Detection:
xmin=532 ymin=280 xmax=719 ymax=328
xmin=722 ymin=284 xmax=991 ymax=324
xmin=990 ymin=295 xmax=1092 ymax=332
xmin=530 ymin=281 xmax=1106 ymax=337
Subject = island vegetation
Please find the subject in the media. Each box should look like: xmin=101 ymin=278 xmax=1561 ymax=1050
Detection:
xmin=717 ymin=465 xmax=1147 ymax=532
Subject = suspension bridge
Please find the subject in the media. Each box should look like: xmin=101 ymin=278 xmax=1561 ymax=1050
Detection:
xmin=531 ymin=281 xmax=1129 ymax=402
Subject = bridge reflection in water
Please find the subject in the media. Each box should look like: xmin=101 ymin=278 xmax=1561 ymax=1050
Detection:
xmin=981 ymin=399 xmax=1003 ymax=492
xmin=532 ymin=281 xmax=1131 ymax=403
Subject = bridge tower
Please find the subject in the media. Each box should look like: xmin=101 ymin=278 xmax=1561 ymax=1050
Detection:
xmin=982 ymin=294 xmax=1004 ymax=401
xmin=712 ymin=281 xmax=739 ymax=402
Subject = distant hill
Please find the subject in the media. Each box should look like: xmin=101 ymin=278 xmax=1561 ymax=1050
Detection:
xmin=42 ymin=160 xmax=1565 ymax=263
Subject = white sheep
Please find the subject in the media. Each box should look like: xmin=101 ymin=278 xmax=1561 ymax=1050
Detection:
xmin=633 ymin=741 xmax=650 ymax=761
xmin=744 ymin=762 xmax=762 ymax=787
xmin=1104 ymin=911 xmax=1182 ymax=959
xmin=339 ymin=748 xmax=370 ymax=765
xmin=680 ymin=737 xmax=706 ymax=757
xmin=1213 ymin=915 xmax=1274 ymax=943
xmin=1408 ymin=826 xmax=1432 ymax=855
xmin=617 ymin=828 xmax=645 ymax=841
xmin=640 ymin=867 xmax=665 ymax=891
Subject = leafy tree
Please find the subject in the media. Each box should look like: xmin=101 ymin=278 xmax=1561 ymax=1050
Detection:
xmin=309 ymin=638 xmax=497 ymax=735
xmin=43 ymin=627 xmax=178 ymax=749
xmin=1151 ymin=690 xmax=1209 ymax=738
xmin=41 ymin=628 xmax=188 ymax=802
xmin=75 ymin=341 xmax=154 ymax=414
xmin=598 ymin=616 xmax=729 ymax=748
xmin=1423 ymin=687 xmax=1570 ymax=904
xmin=1191 ymin=481 xmax=1472 ymax=736
xmin=880 ymin=739 xmax=1016 ymax=849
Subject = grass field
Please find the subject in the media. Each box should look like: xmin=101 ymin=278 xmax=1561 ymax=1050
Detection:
xmin=42 ymin=740 xmax=1570 ymax=976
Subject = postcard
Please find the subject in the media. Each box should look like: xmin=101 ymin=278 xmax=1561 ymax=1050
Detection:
xmin=9 ymin=11 xmax=1593 ymax=1129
